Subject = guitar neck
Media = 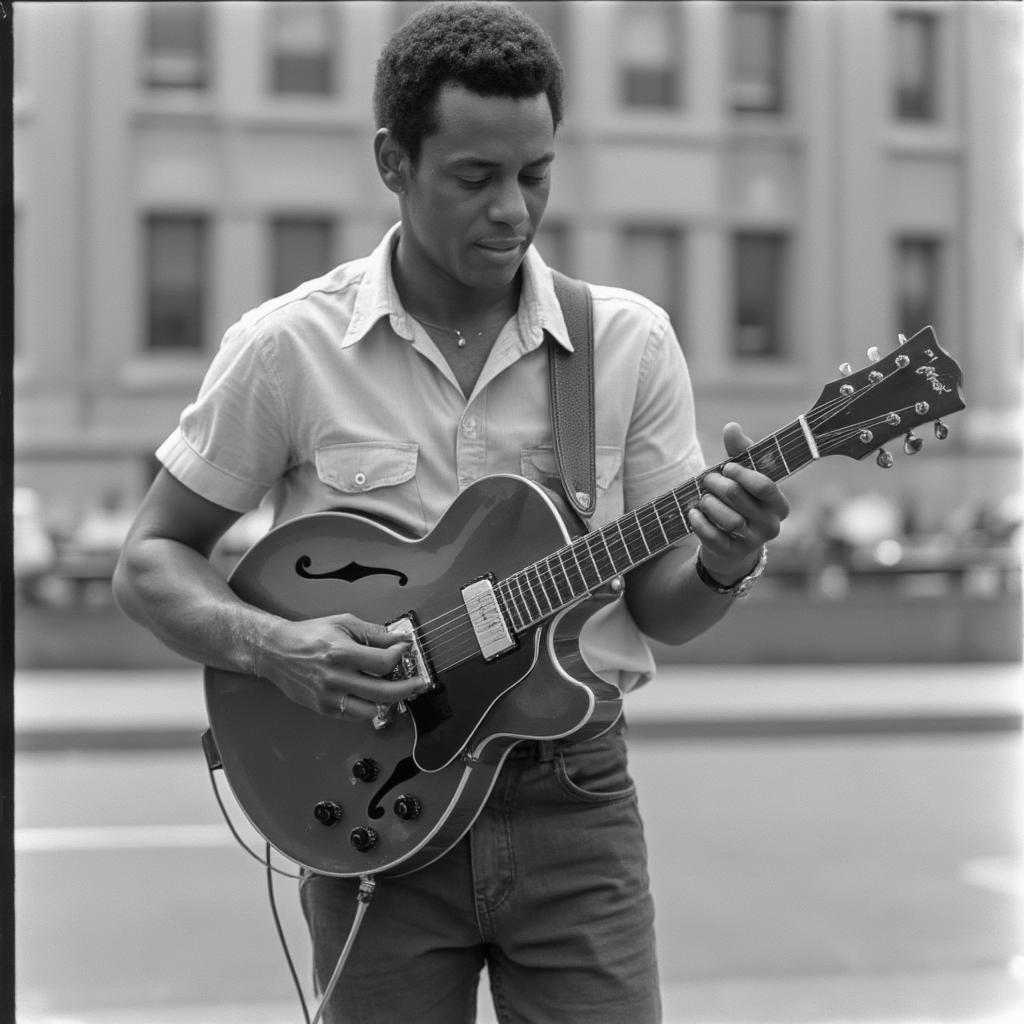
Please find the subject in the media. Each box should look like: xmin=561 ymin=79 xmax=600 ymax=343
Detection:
xmin=497 ymin=416 xmax=817 ymax=632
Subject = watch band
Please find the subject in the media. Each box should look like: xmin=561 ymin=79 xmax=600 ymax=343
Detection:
xmin=695 ymin=545 xmax=768 ymax=597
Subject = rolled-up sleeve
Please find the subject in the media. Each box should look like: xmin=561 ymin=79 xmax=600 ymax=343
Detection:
xmin=622 ymin=314 xmax=705 ymax=511
xmin=156 ymin=323 xmax=291 ymax=512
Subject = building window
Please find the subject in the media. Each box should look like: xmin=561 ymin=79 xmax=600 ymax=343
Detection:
xmin=893 ymin=10 xmax=939 ymax=121
xmin=143 ymin=2 xmax=209 ymax=90
xmin=896 ymin=237 xmax=941 ymax=334
xmin=270 ymin=216 xmax=335 ymax=295
xmin=619 ymin=2 xmax=682 ymax=109
xmin=268 ymin=2 xmax=336 ymax=96
xmin=618 ymin=226 xmax=684 ymax=335
xmin=730 ymin=3 xmax=786 ymax=113
xmin=146 ymin=215 xmax=207 ymax=351
xmin=733 ymin=233 xmax=787 ymax=359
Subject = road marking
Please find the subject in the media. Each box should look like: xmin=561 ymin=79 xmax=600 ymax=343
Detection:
xmin=15 ymin=824 xmax=234 ymax=852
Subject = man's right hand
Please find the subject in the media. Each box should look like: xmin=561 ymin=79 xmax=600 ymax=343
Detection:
xmin=257 ymin=613 xmax=427 ymax=721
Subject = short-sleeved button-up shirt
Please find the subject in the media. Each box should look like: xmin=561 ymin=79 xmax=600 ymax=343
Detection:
xmin=158 ymin=224 xmax=705 ymax=690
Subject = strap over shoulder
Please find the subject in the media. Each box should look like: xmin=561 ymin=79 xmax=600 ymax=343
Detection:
xmin=548 ymin=269 xmax=596 ymax=523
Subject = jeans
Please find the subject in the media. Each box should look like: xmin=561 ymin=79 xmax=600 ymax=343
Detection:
xmin=299 ymin=725 xmax=661 ymax=1024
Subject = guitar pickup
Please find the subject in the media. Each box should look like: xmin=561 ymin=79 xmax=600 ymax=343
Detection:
xmin=386 ymin=615 xmax=434 ymax=691
xmin=461 ymin=575 xmax=517 ymax=661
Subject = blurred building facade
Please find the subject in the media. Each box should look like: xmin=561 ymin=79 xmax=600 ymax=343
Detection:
xmin=12 ymin=0 xmax=1022 ymax=542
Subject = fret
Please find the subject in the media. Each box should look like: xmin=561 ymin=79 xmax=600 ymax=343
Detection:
xmin=743 ymin=423 xmax=812 ymax=483
xmin=496 ymin=584 xmax=521 ymax=634
xmin=515 ymin=571 xmax=542 ymax=621
xmin=781 ymin=421 xmax=815 ymax=473
xmin=670 ymin=486 xmax=694 ymax=526
xmin=562 ymin=543 xmax=591 ymax=596
xmin=549 ymin=551 xmax=577 ymax=603
xmin=499 ymin=581 xmax=524 ymax=631
xmin=650 ymin=503 xmax=670 ymax=548
xmin=772 ymin=434 xmax=791 ymax=476
xmin=635 ymin=506 xmax=664 ymax=554
xmin=655 ymin=493 xmax=690 ymax=545
xmin=577 ymin=535 xmax=606 ymax=587
xmin=526 ymin=563 xmax=554 ymax=614
xmin=603 ymin=523 xmax=632 ymax=575
xmin=587 ymin=532 xmax=618 ymax=581
xmin=621 ymin=511 xmax=650 ymax=564
xmin=536 ymin=561 xmax=561 ymax=606
xmin=510 ymin=579 xmax=531 ymax=629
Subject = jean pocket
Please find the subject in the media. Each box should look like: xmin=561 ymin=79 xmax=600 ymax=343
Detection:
xmin=554 ymin=732 xmax=637 ymax=804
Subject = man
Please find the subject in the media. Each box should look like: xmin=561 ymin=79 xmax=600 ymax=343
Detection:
xmin=114 ymin=4 xmax=789 ymax=1022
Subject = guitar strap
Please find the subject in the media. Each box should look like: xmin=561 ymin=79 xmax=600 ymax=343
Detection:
xmin=548 ymin=269 xmax=596 ymax=527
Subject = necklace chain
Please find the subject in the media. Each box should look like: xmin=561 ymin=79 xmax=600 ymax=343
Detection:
xmin=409 ymin=312 xmax=511 ymax=348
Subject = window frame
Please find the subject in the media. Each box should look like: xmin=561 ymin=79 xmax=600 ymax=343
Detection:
xmin=144 ymin=213 xmax=209 ymax=353
xmin=732 ymin=230 xmax=789 ymax=361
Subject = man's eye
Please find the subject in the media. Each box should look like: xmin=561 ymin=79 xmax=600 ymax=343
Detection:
xmin=457 ymin=177 xmax=489 ymax=188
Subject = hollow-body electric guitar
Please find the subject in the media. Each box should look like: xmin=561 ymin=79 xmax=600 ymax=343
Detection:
xmin=205 ymin=327 xmax=964 ymax=877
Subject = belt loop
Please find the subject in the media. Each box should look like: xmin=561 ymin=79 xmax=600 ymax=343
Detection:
xmin=536 ymin=740 xmax=556 ymax=763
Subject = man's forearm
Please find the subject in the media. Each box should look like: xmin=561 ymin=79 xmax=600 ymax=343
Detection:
xmin=625 ymin=544 xmax=757 ymax=648
xmin=113 ymin=537 xmax=273 ymax=674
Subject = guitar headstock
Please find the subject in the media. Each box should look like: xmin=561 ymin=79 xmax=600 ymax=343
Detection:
xmin=807 ymin=326 xmax=965 ymax=465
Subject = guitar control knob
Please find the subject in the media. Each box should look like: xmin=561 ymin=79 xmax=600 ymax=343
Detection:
xmin=350 ymin=826 xmax=378 ymax=853
xmin=313 ymin=800 xmax=343 ymax=827
xmin=934 ymin=420 xmax=949 ymax=440
xmin=876 ymin=448 xmax=895 ymax=469
xmin=352 ymin=758 xmax=380 ymax=783
xmin=393 ymin=794 xmax=422 ymax=821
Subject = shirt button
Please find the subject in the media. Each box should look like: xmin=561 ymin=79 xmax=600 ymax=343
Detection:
xmin=463 ymin=417 xmax=478 ymax=435
xmin=354 ymin=472 xmax=367 ymax=487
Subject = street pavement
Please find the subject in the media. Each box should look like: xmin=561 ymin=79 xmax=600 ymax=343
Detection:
xmin=13 ymin=660 xmax=1024 ymax=1024
xmin=13 ymin=660 xmax=1024 ymax=751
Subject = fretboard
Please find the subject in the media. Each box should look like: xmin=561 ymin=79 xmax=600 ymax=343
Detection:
xmin=497 ymin=418 xmax=815 ymax=632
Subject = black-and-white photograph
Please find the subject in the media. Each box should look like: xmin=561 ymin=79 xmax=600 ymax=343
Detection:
xmin=9 ymin=3 xmax=1022 ymax=1023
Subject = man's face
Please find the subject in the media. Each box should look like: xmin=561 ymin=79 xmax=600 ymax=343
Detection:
xmin=396 ymin=84 xmax=556 ymax=294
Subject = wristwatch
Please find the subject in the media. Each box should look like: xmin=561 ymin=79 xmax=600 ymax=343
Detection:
xmin=695 ymin=545 xmax=768 ymax=598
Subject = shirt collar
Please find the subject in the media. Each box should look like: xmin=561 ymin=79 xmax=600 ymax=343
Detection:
xmin=340 ymin=222 xmax=574 ymax=353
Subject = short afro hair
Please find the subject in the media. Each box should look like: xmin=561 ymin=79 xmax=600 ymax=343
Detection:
xmin=373 ymin=2 xmax=564 ymax=162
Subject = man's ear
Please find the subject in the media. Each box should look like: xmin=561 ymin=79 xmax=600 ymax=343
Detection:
xmin=374 ymin=128 xmax=410 ymax=195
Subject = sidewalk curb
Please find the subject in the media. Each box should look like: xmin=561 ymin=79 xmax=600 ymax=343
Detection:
xmin=14 ymin=662 xmax=1023 ymax=752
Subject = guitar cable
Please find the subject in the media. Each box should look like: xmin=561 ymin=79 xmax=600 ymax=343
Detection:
xmin=205 ymin=757 xmax=378 ymax=1024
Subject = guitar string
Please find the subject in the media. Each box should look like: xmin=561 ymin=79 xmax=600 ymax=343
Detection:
xmin=410 ymin=374 xmax=944 ymax=668
xmin=412 ymin=396 xmax=853 ymax=647
xmin=397 ymin=360 xmax=954 ymax=668
xmin=414 ymin=398 xmax=936 ymax=673
xmin=415 ymin=418 xmax=926 ymax=675
xmin=411 ymin=371 xmax=916 ymax=655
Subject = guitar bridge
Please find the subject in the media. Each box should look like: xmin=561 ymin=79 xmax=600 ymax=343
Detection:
xmin=461 ymin=575 xmax=517 ymax=661
xmin=386 ymin=615 xmax=434 ymax=689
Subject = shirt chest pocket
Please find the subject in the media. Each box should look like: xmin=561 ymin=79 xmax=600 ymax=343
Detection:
xmin=314 ymin=440 xmax=425 ymax=534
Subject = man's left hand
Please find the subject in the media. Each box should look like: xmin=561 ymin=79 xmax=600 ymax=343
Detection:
xmin=686 ymin=421 xmax=790 ymax=584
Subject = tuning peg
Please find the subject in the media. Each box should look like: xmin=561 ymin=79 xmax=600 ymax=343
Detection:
xmin=876 ymin=448 xmax=895 ymax=469
xmin=838 ymin=362 xmax=853 ymax=376
xmin=867 ymin=346 xmax=881 ymax=362
xmin=933 ymin=420 xmax=949 ymax=440
xmin=898 ymin=333 xmax=909 ymax=345
xmin=903 ymin=431 xmax=923 ymax=455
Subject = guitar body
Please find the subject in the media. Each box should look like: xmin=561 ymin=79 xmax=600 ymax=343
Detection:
xmin=205 ymin=326 xmax=966 ymax=878
xmin=205 ymin=475 xmax=623 ymax=877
